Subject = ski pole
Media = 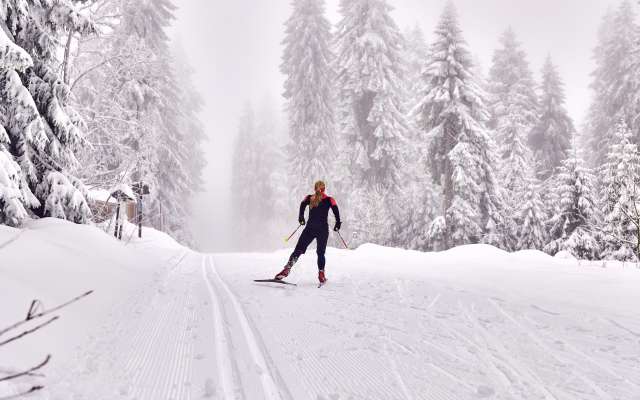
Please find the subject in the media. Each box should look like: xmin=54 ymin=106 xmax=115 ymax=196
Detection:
xmin=284 ymin=224 xmax=303 ymax=243
xmin=336 ymin=230 xmax=350 ymax=250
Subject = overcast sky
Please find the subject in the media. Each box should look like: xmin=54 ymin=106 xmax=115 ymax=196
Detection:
xmin=173 ymin=0 xmax=621 ymax=252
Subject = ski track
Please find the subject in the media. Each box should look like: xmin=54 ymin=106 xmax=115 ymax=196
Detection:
xmin=201 ymin=256 xmax=236 ymax=399
xmin=222 ymin=256 xmax=640 ymax=400
xmin=43 ymin=249 xmax=640 ymax=400
xmin=204 ymin=254 xmax=284 ymax=400
xmin=125 ymin=251 xmax=196 ymax=400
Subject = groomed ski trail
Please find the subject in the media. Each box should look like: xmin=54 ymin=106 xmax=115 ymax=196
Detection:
xmin=44 ymin=245 xmax=640 ymax=400
xmin=202 ymin=255 xmax=285 ymax=400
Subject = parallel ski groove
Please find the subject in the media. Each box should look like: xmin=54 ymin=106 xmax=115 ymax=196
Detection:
xmin=207 ymin=255 xmax=283 ymax=400
xmin=201 ymin=255 xmax=236 ymax=399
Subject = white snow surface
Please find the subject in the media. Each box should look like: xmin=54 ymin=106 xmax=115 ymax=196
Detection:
xmin=1 ymin=220 xmax=640 ymax=400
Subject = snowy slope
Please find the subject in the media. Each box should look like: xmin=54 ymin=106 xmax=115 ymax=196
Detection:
xmin=0 ymin=218 xmax=188 ymax=399
xmin=2 ymin=222 xmax=640 ymax=399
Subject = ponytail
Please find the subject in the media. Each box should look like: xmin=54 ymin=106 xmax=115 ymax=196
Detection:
xmin=310 ymin=181 xmax=326 ymax=208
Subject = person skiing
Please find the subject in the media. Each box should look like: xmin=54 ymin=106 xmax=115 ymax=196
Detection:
xmin=275 ymin=180 xmax=341 ymax=285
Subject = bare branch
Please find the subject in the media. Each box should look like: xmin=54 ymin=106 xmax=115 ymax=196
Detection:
xmin=0 ymin=355 xmax=51 ymax=383
xmin=0 ymin=317 xmax=59 ymax=347
xmin=0 ymin=291 xmax=93 ymax=338
xmin=0 ymin=385 xmax=45 ymax=400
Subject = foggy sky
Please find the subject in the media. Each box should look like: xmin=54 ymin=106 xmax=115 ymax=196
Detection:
xmin=173 ymin=0 xmax=619 ymax=252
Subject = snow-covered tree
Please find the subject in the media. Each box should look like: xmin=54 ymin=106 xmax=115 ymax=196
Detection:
xmin=516 ymin=176 xmax=548 ymax=250
xmin=70 ymin=0 xmax=206 ymax=242
xmin=530 ymin=56 xmax=574 ymax=180
xmin=231 ymin=105 xmax=257 ymax=248
xmin=0 ymin=0 xmax=94 ymax=225
xmin=414 ymin=3 xmax=505 ymax=250
xmin=348 ymin=185 xmax=394 ymax=247
xmin=403 ymin=24 xmax=429 ymax=109
xmin=334 ymin=0 xmax=409 ymax=191
xmin=378 ymin=25 xmax=439 ymax=250
xmin=333 ymin=0 xmax=411 ymax=246
xmin=231 ymin=101 xmax=288 ymax=251
xmin=487 ymin=28 xmax=538 ymax=248
xmin=545 ymin=154 xmax=600 ymax=259
xmin=281 ymin=0 xmax=335 ymax=199
xmin=600 ymin=121 xmax=640 ymax=261
xmin=585 ymin=1 xmax=638 ymax=167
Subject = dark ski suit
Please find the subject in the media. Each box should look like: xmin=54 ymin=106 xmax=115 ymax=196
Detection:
xmin=288 ymin=194 xmax=341 ymax=271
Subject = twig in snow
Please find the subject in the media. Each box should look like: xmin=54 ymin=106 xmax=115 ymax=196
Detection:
xmin=0 ymin=290 xmax=93 ymax=338
xmin=0 ymin=355 xmax=51 ymax=383
xmin=0 ymin=317 xmax=59 ymax=347
xmin=0 ymin=385 xmax=45 ymax=400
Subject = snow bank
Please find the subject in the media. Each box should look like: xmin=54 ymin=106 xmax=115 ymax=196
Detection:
xmin=318 ymin=242 xmax=640 ymax=317
xmin=0 ymin=218 xmax=188 ymax=397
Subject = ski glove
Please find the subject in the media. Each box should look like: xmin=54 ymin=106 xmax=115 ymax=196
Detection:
xmin=299 ymin=218 xmax=306 ymax=226
xmin=333 ymin=221 xmax=341 ymax=232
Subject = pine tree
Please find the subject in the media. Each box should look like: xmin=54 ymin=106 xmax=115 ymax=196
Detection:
xmin=70 ymin=0 xmax=205 ymax=242
xmin=487 ymin=28 xmax=538 ymax=249
xmin=545 ymin=154 xmax=600 ymax=259
xmin=414 ymin=2 xmax=505 ymax=250
xmin=281 ymin=0 xmax=335 ymax=199
xmin=0 ymin=1 xmax=94 ymax=225
xmin=230 ymin=101 xmax=288 ymax=251
xmin=231 ymin=105 xmax=257 ymax=249
xmin=334 ymin=0 xmax=409 ymax=190
xmin=403 ymin=24 xmax=429 ymax=110
xmin=516 ymin=176 xmax=548 ymax=250
xmin=600 ymin=120 xmax=640 ymax=261
xmin=585 ymin=1 xmax=638 ymax=167
xmin=530 ymin=56 xmax=574 ymax=180
xmin=387 ymin=25 xmax=439 ymax=250
xmin=334 ymin=0 xmax=410 ymax=245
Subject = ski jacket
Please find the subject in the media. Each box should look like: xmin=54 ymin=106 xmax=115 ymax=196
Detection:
xmin=300 ymin=194 xmax=340 ymax=228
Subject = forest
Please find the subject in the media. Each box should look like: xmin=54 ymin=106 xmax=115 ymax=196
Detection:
xmin=0 ymin=0 xmax=206 ymax=244
xmin=231 ymin=0 xmax=640 ymax=261
xmin=1 ymin=0 xmax=640 ymax=261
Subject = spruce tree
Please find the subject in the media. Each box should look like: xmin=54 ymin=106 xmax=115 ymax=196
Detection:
xmin=403 ymin=24 xmax=429 ymax=110
xmin=281 ymin=0 xmax=335 ymax=198
xmin=585 ymin=1 xmax=638 ymax=167
xmin=487 ymin=28 xmax=538 ymax=249
xmin=545 ymin=154 xmax=600 ymax=259
xmin=334 ymin=0 xmax=410 ymax=245
xmin=230 ymin=102 xmax=288 ymax=251
xmin=231 ymin=105 xmax=257 ymax=249
xmin=414 ymin=3 xmax=505 ymax=250
xmin=600 ymin=121 xmax=640 ymax=261
xmin=71 ymin=0 xmax=206 ymax=242
xmin=530 ymin=56 xmax=574 ymax=180
xmin=0 ymin=1 xmax=94 ymax=225
xmin=516 ymin=176 xmax=548 ymax=250
xmin=334 ymin=0 xmax=409 ymax=190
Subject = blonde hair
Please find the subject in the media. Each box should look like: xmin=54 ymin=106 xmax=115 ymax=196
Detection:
xmin=310 ymin=181 xmax=326 ymax=208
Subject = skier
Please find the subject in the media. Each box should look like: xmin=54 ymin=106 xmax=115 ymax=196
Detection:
xmin=275 ymin=181 xmax=341 ymax=285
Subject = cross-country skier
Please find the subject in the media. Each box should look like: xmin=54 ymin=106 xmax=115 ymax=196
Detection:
xmin=275 ymin=181 xmax=341 ymax=285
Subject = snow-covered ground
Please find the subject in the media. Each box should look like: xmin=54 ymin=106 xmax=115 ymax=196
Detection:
xmin=2 ymin=220 xmax=640 ymax=399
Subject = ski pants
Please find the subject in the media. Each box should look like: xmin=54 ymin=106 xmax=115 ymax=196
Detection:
xmin=288 ymin=225 xmax=329 ymax=270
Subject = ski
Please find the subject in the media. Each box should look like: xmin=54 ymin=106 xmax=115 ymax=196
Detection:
xmin=317 ymin=281 xmax=326 ymax=288
xmin=253 ymin=279 xmax=297 ymax=286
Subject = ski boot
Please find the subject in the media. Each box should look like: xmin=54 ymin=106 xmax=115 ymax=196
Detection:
xmin=275 ymin=266 xmax=290 ymax=280
xmin=318 ymin=270 xmax=327 ymax=285
xmin=275 ymin=257 xmax=297 ymax=280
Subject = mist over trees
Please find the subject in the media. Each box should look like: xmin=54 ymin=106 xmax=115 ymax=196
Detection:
xmin=226 ymin=0 xmax=640 ymax=261
xmin=0 ymin=0 xmax=206 ymax=243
